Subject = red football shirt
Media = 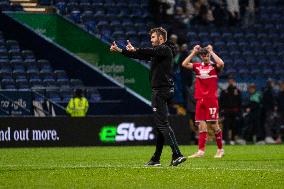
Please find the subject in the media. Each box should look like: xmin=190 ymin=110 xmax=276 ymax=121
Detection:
xmin=193 ymin=62 xmax=219 ymax=99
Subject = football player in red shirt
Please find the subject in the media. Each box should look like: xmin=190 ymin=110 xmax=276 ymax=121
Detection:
xmin=182 ymin=45 xmax=225 ymax=158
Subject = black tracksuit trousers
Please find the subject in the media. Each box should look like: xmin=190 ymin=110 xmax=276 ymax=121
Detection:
xmin=151 ymin=88 xmax=182 ymax=161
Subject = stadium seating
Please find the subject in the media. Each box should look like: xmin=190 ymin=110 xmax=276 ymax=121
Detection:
xmin=52 ymin=0 xmax=283 ymax=83
xmin=0 ymin=30 xmax=103 ymax=103
xmin=53 ymin=0 xmax=152 ymax=47
xmin=0 ymin=0 xmax=23 ymax=11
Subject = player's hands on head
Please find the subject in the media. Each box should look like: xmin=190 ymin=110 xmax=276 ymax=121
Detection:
xmin=193 ymin=45 xmax=201 ymax=54
xmin=126 ymin=40 xmax=136 ymax=52
xmin=206 ymin=45 xmax=213 ymax=53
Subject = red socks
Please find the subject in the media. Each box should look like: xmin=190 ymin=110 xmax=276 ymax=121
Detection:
xmin=198 ymin=130 xmax=223 ymax=151
xmin=198 ymin=132 xmax=207 ymax=151
xmin=215 ymin=130 xmax=223 ymax=149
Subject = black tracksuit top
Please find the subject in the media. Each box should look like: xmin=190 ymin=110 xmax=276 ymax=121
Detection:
xmin=122 ymin=42 xmax=175 ymax=89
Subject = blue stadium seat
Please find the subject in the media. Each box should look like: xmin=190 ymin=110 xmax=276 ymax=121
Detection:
xmin=40 ymin=70 xmax=55 ymax=80
xmin=60 ymin=87 xmax=73 ymax=102
xmin=22 ymin=50 xmax=35 ymax=61
xmin=223 ymin=59 xmax=233 ymax=66
xmin=245 ymin=32 xmax=256 ymax=41
xmin=81 ymin=10 xmax=94 ymax=22
xmin=41 ymin=64 xmax=53 ymax=72
xmin=138 ymin=32 xmax=148 ymax=42
xmin=69 ymin=0 xmax=79 ymax=4
xmin=66 ymin=2 xmax=79 ymax=13
xmin=37 ymin=59 xmax=50 ymax=68
xmin=249 ymin=41 xmax=260 ymax=48
xmin=23 ymin=59 xmax=35 ymax=68
xmin=262 ymin=68 xmax=273 ymax=78
xmin=214 ymin=41 xmax=226 ymax=48
xmin=0 ymin=58 xmax=10 ymax=66
xmin=222 ymin=32 xmax=233 ymax=40
xmin=16 ymin=78 xmax=29 ymax=89
xmin=57 ymin=78 xmax=70 ymax=87
xmin=79 ymin=2 xmax=91 ymax=12
xmin=13 ymin=71 xmax=26 ymax=80
xmin=116 ymin=1 xmax=128 ymax=7
xmin=96 ymin=20 xmax=109 ymax=31
xmin=70 ymin=10 xmax=81 ymax=23
xmin=140 ymin=41 xmax=151 ymax=47
xmin=198 ymin=31 xmax=209 ymax=39
xmin=238 ymin=67 xmax=250 ymax=77
xmin=225 ymin=68 xmax=237 ymax=76
xmin=70 ymin=79 xmax=83 ymax=87
xmin=230 ymin=50 xmax=241 ymax=58
xmin=257 ymin=33 xmax=268 ymax=39
xmin=46 ymin=88 xmax=61 ymax=102
xmin=0 ymin=67 xmax=12 ymax=79
xmin=9 ymin=50 xmax=22 ymax=60
xmin=87 ymin=88 xmax=101 ymax=102
xmin=54 ymin=70 xmax=68 ymax=80
xmin=1 ymin=78 xmax=15 ymax=89
xmin=6 ymin=40 xmax=20 ymax=51
xmin=270 ymin=59 xmax=281 ymax=66
xmin=43 ymin=78 xmax=57 ymax=87
xmin=258 ymin=59 xmax=269 ymax=67
xmin=242 ymin=50 xmax=253 ymax=57
xmin=27 ymin=65 xmax=40 ymax=73
xmin=251 ymin=68 xmax=261 ymax=78
xmin=227 ymin=41 xmax=237 ymax=47
xmin=234 ymin=59 xmax=246 ymax=66
xmin=100 ymin=30 xmax=112 ymax=42
xmin=265 ymin=49 xmax=277 ymax=56
xmin=122 ymin=19 xmax=134 ymax=27
xmin=29 ymin=78 xmax=42 ymax=87
xmin=189 ymin=40 xmax=201 ymax=48
xmin=0 ymin=65 xmax=12 ymax=72
xmin=275 ymin=68 xmax=284 ymax=79
xmin=55 ymin=1 xmax=66 ymax=14
xmin=112 ymin=31 xmax=124 ymax=40
xmin=13 ymin=65 xmax=25 ymax=73
xmin=0 ymin=1 xmax=12 ymax=11
xmin=210 ymin=32 xmax=221 ymax=39
xmin=233 ymin=32 xmax=244 ymax=40
xmin=0 ymin=45 xmax=7 ymax=53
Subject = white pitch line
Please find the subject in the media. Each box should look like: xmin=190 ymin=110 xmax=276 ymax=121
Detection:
xmin=0 ymin=164 xmax=283 ymax=172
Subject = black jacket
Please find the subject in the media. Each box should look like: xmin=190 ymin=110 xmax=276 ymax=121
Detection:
xmin=220 ymin=85 xmax=242 ymax=113
xmin=277 ymin=91 xmax=284 ymax=113
xmin=122 ymin=42 xmax=175 ymax=89
xmin=262 ymin=86 xmax=278 ymax=112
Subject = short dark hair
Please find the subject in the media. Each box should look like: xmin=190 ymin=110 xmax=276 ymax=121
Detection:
xmin=228 ymin=75 xmax=235 ymax=80
xmin=74 ymin=88 xmax=83 ymax=98
xmin=149 ymin=27 xmax=167 ymax=41
xmin=199 ymin=48 xmax=209 ymax=56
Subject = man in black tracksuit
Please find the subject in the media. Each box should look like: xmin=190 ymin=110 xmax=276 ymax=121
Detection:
xmin=110 ymin=27 xmax=186 ymax=166
xmin=220 ymin=76 xmax=242 ymax=144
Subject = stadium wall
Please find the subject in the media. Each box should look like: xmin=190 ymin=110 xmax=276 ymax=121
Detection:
xmin=0 ymin=116 xmax=191 ymax=147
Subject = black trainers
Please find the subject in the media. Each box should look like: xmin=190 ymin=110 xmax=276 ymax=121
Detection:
xmin=144 ymin=160 xmax=161 ymax=167
xmin=170 ymin=156 xmax=187 ymax=166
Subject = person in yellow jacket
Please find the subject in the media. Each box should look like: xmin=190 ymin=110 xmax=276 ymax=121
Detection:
xmin=66 ymin=89 xmax=89 ymax=117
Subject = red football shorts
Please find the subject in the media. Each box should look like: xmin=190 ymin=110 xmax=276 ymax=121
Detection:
xmin=195 ymin=98 xmax=219 ymax=122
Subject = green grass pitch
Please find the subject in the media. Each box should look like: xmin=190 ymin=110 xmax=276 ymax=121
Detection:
xmin=1 ymin=145 xmax=284 ymax=189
